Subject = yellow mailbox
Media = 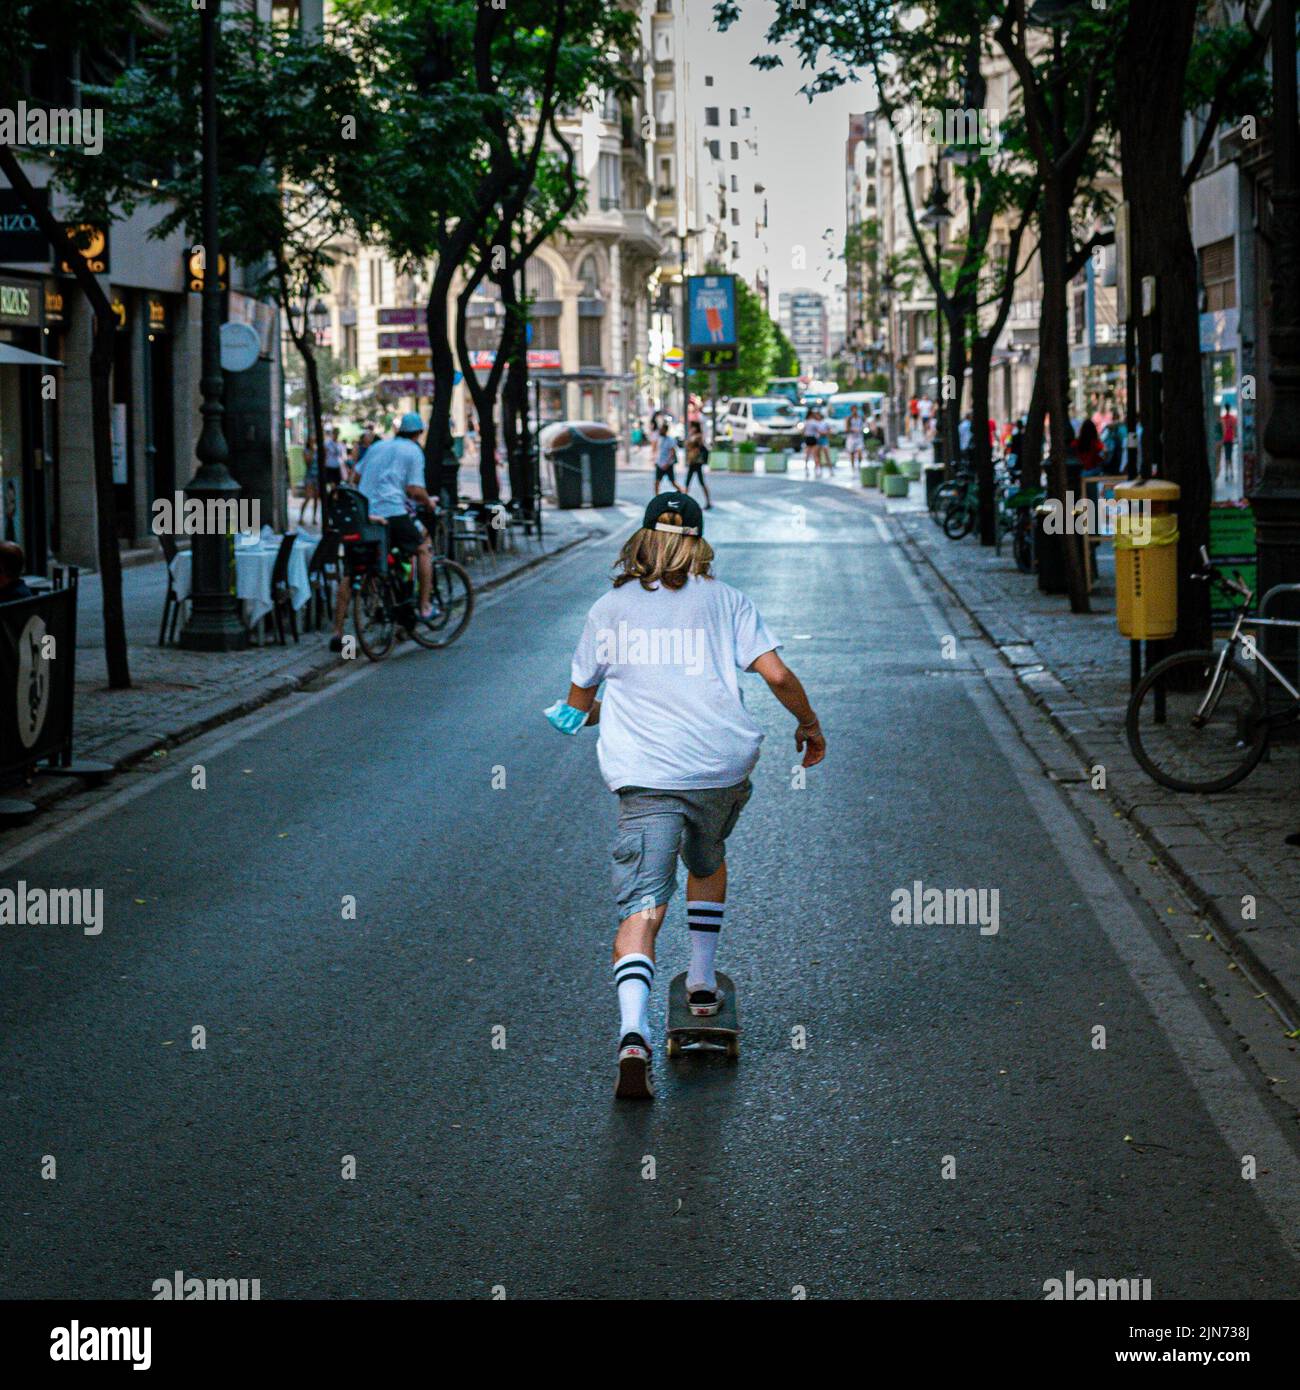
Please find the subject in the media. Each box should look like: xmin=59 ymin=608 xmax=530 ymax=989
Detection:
xmin=1114 ymin=479 xmax=1180 ymax=640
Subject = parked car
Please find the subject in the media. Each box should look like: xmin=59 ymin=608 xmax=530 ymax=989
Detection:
xmin=826 ymin=391 xmax=886 ymax=445
xmin=723 ymin=396 xmax=805 ymax=449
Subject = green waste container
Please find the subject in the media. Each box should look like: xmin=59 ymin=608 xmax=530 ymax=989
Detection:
xmin=543 ymin=421 xmax=618 ymax=508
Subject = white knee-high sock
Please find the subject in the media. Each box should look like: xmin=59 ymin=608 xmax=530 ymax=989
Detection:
xmin=614 ymin=953 xmax=654 ymax=1041
xmin=687 ymin=901 xmax=725 ymax=989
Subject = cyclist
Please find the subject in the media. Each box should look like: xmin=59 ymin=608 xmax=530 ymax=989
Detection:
xmin=330 ymin=411 xmax=439 ymax=653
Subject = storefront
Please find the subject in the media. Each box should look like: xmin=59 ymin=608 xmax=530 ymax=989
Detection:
xmin=0 ymin=270 xmax=58 ymax=573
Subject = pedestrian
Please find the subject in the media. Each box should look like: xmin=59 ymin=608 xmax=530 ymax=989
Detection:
xmin=323 ymin=427 xmax=345 ymax=495
xmin=815 ymin=409 xmax=833 ymax=475
xmin=845 ymin=406 xmax=865 ymax=470
xmin=958 ymin=412 xmax=974 ymax=459
xmin=301 ymin=435 xmax=321 ymax=527
xmin=544 ymin=491 xmax=826 ymax=1099
xmin=802 ymin=410 xmax=820 ymax=476
xmin=1074 ymin=418 xmax=1106 ymax=475
xmin=653 ymin=419 xmax=678 ymax=493
xmin=684 ymin=420 xmax=712 ymax=509
xmin=1220 ymin=403 xmax=1238 ymax=483
xmin=909 ymin=396 xmax=920 ymax=441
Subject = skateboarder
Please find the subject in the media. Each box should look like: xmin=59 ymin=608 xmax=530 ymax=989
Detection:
xmin=544 ymin=491 xmax=826 ymax=1098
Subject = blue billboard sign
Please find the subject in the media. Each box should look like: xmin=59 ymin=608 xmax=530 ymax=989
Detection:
xmin=686 ymin=274 xmax=738 ymax=370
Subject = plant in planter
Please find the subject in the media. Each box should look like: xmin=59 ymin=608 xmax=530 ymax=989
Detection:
xmin=764 ymin=449 xmax=788 ymax=473
xmin=732 ymin=440 xmax=757 ymax=472
xmin=860 ymin=462 xmax=881 ymax=488
xmin=881 ymin=458 xmax=910 ymax=498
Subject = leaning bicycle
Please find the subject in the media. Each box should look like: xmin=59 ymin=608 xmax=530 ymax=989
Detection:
xmin=1125 ymin=547 xmax=1300 ymax=793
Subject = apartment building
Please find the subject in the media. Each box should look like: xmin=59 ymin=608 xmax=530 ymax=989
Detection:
xmin=779 ymin=289 xmax=830 ymax=378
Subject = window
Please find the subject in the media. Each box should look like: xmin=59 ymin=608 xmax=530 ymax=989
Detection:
xmin=578 ymin=255 xmax=601 ymax=298
xmin=579 ymin=316 xmax=602 ymax=367
xmin=730 ymin=142 xmax=739 ymax=160
xmin=704 ymin=74 xmax=713 ymax=86
xmin=601 ymin=90 xmax=619 ymax=122
xmin=731 ymin=208 xmax=739 ymax=225
xmin=730 ymin=175 xmax=737 ymax=192
xmin=729 ymin=109 xmax=737 ymax=126
xmin=705 ymin=107 xmax=719 ymax=126
xmin=531 ymin=315 xmax=559 ymax=350
xmin=708 ymin=140 xmax=721 ymax=160
xmin=368 ymin=258 xmax=383 ymax=305
xmin=1200 ymin=237 xmax=1236 ymax=311
xmin=525 ymin=258 xmax=556 ymax=299
xmin=654 ymin=90 xmax=674 ymax=124
xmin=598 ymin=152 xmax=621 ymax=210
xmin=731 ymin=241 xmax=740 ymax=260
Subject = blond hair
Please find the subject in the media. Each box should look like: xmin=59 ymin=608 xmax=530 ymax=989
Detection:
xmin=613 ymin=527 xmax=714 ymax=591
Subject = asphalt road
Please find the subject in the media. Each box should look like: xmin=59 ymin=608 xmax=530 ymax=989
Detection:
xmin=2 ymin=469 xmax=1298 ymax=1300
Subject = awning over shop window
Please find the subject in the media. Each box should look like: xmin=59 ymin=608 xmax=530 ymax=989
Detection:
xmin=0 ymin=344 xmax=62 ymax=367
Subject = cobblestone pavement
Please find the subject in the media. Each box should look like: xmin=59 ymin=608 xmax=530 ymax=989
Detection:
xmin=889 ymin=498 xmax=1300 ymax=1025
xmin=32 ymin=503 xmax=609 ymax=812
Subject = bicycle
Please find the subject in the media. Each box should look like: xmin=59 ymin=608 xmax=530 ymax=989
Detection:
xmin=341 ymin=504 xmax=474 ymax=661
xmin=1125 ymin=547 xmax=1300 ymax=793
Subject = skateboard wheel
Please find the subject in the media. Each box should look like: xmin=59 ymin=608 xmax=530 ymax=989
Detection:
xmin=726 ymin=1039 xmax=740 ymax=1060
xmin=666 ymin=1036 xmax=682 ymax=1058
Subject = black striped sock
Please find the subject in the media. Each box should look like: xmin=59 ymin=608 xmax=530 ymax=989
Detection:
xmin=687 ymin=900 xmax=724 ymax=988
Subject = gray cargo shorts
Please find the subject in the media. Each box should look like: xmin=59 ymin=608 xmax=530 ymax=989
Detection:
xmin=611 ymin=779 xmax=753 ymax=921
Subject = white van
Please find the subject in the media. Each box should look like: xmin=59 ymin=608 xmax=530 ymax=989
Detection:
xmin=723 ymin=396 xmax=804 ymax=448
xmin=826 ymin=391 xmax=885 ymax=444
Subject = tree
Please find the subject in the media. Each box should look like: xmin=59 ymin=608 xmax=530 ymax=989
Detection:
xmin=0 ymin=1 xmax=139 ymax=687
xmin=61 ymin=0 xmax=391 ymax=520
xmin=772 ymin=321 xmax=800 ymax=379
xmin=687 ymin=269 xmax=779 ymax=399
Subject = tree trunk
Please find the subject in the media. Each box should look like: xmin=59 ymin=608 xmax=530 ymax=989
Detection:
xmin=1040 ymin=173 xmax=1090 ymax=613
xmin=299 ymin=334 xmax=327 ymax=520
xmin=0 ymin=145 xmax=130 ymax=687
xmin=1021 ymin=357 xmax=1047 ymax=491
xmin=971 ymin=334 xmax=997 ymax=544
xmin=1116 ymin=0 xmax=1209 ymax=653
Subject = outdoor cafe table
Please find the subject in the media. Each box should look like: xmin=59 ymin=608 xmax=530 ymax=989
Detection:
xmin=169 ymin=531 xmax=319 ymax=632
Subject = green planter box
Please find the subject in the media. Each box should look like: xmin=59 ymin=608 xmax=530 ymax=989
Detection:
xmin=883 ymin=473 xmax=910 ymax=498
xmin=860 ymin=464 xmax=880 ymax=488
xmin=731 ymin=452 xmax=756 ymax=473
xmin=710 ymin=450 xmax=735 ymax=472
xmin=764 ymin=452 xmax=788 ymax=473
xmin=901 ymin=456 xmax=922 ymax=480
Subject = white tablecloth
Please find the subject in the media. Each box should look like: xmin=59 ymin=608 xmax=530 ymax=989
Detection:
xmin=170 ymin=534 xmax=319 ymax=630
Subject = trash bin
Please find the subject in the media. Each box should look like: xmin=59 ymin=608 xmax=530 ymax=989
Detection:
xmin=1114 ymin=479 xmax=1180 ymax=639
xmin=923 ymin=464 xmax=946 ymax=507
xmin=542 ymin=421 xmax=618 ymax=509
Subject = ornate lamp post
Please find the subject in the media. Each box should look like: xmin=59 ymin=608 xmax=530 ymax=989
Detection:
xmin=179 ymin=0 xmax=246 ymax=651
xmin=1253 ymin=0 xmax=1300 ymax=624
xmin=919 ymin=170 xmax=953 ymax=468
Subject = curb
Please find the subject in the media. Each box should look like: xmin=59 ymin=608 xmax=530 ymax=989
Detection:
xmin=888 ymin=512 xmax=1300 ymax=1032
xmin=26 ymin=527 xmax=604 ymax=820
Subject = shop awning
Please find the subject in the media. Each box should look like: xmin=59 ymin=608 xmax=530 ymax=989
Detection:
xmin=0 ymin=344 xmax=62 ymax=367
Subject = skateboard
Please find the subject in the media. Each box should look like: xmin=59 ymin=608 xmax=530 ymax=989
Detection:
xmin=665 ymin=971 xmax=740 ymax=1059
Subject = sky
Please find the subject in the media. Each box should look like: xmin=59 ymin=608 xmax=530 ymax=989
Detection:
xmin=694 ymin=1 xmax=877 ymax=311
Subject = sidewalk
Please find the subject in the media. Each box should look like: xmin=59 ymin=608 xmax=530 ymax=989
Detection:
xmin=890 ymin=507 xmax=1300 ymax=1026
xmin=32 ymin=501 xmax=609 ymax=815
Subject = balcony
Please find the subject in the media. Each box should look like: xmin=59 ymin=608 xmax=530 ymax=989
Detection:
xmin=655 ymin=122 xmax=675 ymax=141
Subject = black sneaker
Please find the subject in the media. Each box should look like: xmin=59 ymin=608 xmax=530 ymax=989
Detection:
xmin=615 ymin=1031 xmax=654 ymax=1100
xmin=687 ymin=986 xmax=723 ymax=1018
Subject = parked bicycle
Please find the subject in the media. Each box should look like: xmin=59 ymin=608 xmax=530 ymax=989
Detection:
xmin=1125 ymin=547 xmax=1300 ymax=793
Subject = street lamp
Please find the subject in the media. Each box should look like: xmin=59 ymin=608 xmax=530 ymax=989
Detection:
xmin=308 ymin=298 xmax=329 ymax=340
xmin=919 ymin=172 xmax=953 ymax=467
xmin=179 ymin=0 xmax=246 ymax=651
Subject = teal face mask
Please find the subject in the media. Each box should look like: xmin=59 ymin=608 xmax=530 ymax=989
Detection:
xmin=544 ymin=700 xmax=588 ymax=735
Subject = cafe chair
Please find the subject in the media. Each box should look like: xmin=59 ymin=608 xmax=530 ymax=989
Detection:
xmin=157 ymin=533 xmax=186 ymax=646
xmin=268 ymin=532 xmax=300 ymax=646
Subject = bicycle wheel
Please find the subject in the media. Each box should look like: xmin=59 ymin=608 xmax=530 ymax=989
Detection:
xmin=354 ymin=574 xmax=396 ymax=660
xmin=408 ymin=558 xmax=474 ymax=649
xmin=1125 ymin=650 xmax=1267 ymax=793
xmin=943 ymin=499 xmax=975 ymax=540
xmin=930 ymin=481 xmax=960 ymax=520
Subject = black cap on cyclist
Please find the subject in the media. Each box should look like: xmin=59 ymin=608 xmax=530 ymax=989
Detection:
xmin=643 ymin=491 xmax=703 ymax=537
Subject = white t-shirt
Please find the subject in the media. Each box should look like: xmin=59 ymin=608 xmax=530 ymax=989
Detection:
xmin=570 ymin=575 xmax=781 ymax=791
